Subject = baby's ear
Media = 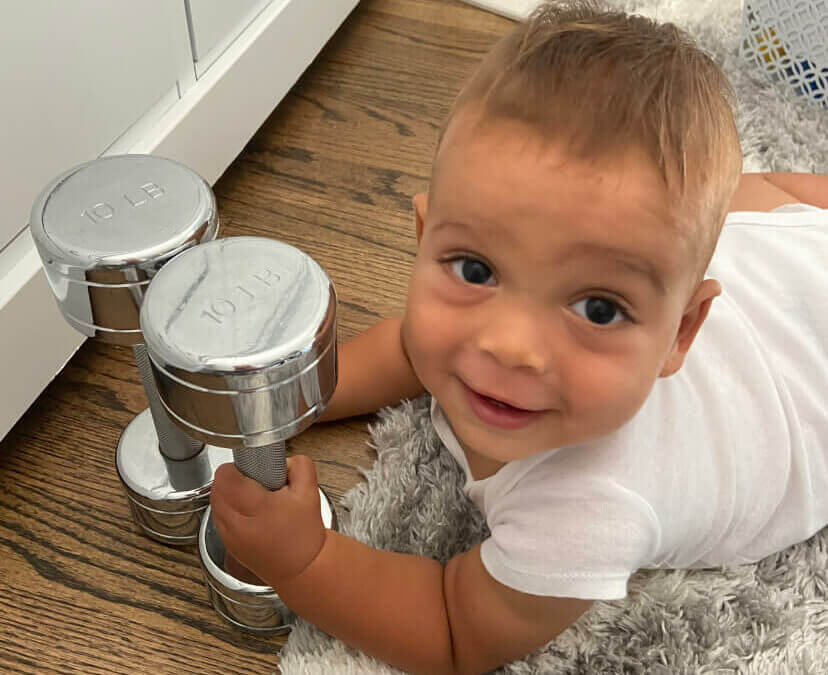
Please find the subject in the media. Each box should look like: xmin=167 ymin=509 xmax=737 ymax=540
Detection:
xmin=412 ymin=192 xmax=428 ymax=244
xmin=659 ymin=279 xmax=722 ymax=377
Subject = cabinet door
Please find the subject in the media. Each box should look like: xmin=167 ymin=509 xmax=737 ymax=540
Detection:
xmin=186 ymin=0 xmax=273 ymax=77
xmin=0 ymin=1 xmax=192 ymax=252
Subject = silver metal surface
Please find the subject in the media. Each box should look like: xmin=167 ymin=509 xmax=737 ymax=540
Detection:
xmin=198 ymin=495 xmax=336 ymax=635
xmin=140 ymin=237 xmax=337 ymax=448
xmin=133 ymin=343 xmax=204 ymax=461
xmin=233 ymin=442 xmax=287 ymax=491
xmin=141 ymin=235 xmax=340 ymax=631
xmin=27 ymin=154 xmax=225 ymax=545
xmin=30 ymin=154 xmax=219 ymax=345
xmin=116 ymin=409 xmax=234 ymax=545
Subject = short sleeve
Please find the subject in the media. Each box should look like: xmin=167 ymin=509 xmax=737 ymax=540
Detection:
xmin=724 ymin=204 xmax=828 ymax=227
xmin=479 ymin=472 xmax=661 ymax=600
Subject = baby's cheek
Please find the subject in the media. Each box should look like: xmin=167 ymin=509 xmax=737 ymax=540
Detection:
xmin=403 ymin=294 xmax=450 ymax=369
xmin=569 ymin=353 xmax=653 ymax=431
xmin=417 ymin=312 xmax=454 ymax=364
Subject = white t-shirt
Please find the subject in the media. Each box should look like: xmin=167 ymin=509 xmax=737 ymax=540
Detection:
xmin=430 ymin=204 xmax=828 ymax=601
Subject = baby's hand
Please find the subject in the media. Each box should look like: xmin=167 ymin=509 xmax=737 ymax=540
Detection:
xmin=209 ymin=456 xmax=327 ymax=589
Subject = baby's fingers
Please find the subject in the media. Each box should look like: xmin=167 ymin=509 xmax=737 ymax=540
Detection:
xmin=285 ymin=455 xmax=319 ymax=495
xmin=210 ymin=499 xmax=256 ymax=568
xmin=211 ymin=462 xmax=269 ymax=516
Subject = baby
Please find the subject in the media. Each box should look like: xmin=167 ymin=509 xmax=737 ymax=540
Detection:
xmin=209 ymin=2 xmax=828 ymax=673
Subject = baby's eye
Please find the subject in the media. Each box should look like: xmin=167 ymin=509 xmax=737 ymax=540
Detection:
xmin=570 ymin=297 xmax=628 ymax=326
xmin=446 ymin=256 xmax=494 ymax=286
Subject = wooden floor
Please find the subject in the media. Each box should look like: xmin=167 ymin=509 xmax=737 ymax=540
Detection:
xmin=0 ymin=1 xmax=512 ymax=673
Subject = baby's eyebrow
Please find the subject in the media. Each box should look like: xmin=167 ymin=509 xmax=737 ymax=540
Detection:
xmin=432 ymin=220 xmax=476 ymax=237
xmin=564 ymin=242 xmax=666 ymax=295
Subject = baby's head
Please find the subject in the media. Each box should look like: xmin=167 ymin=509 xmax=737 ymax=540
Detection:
xmin=402 ymin=1 xmax=743 ymax=471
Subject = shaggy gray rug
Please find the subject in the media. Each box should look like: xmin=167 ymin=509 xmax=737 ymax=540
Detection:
xmin=279 ymin=1 xmax=828 ymax=673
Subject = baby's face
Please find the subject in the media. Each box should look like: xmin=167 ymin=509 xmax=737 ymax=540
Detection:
xmin=402 ymin=108 xmax=700 ymax=476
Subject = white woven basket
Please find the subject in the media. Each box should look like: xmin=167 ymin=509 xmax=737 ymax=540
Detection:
xmin=741 ymin=0 xmax=828 ymax=107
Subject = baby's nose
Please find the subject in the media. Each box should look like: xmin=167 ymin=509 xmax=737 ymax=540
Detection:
xmin=476 ymin=302 xmax=552 ymax=374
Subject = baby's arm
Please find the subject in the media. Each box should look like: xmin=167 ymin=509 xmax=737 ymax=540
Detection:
xmin=211 ymin=459 xmax=592 ymax=674
xmin=277 ymin=530 xmax=592 ymax=674
xmin=728 ymin=172 xmax=828 ymax=212
xmin=762 ymin=173 xmax=828 ymax=209
xmin=317 ymin=316 xmax=425 ymax=422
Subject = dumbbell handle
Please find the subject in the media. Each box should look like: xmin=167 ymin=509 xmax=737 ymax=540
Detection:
xmin=137 ymin=342 xmax=288 ymax=489
xmin=133 ymin=343 xmax=204 ymax=461
xmin=233 ymin=444 xmax=287 ymax=491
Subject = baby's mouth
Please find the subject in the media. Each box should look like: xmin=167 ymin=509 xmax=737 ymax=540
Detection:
xmin=468 ymin=383 xmax=536 ymax=412
xmin=463 ymin=383 xmax=544 ymax=430
xmin=481 ymin=394 xmax=524 ymax=411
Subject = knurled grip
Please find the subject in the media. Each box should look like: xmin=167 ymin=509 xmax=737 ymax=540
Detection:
xmin=233 ymin=442 xmax=287 ymax=491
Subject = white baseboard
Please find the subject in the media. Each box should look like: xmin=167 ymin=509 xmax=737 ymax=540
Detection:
xmin=0 ymin=0 xmax=359 ymax=441
xmin=0 ymin=230 xmax=85 ymax=439
xmin=457 ymin=0 xmax=538 ymax=20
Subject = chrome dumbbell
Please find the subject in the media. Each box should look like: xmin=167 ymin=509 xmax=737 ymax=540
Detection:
xmin=140 ymin=236 xmax=338 ymax=635
xmin=29 ymin=154 xmax=233 ymax=545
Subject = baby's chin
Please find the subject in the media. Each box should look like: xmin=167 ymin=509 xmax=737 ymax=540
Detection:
xmin=457 ymin=423 xmax=561 ymax=460
xmin=459 ymin=415 xmax=630 ymax=459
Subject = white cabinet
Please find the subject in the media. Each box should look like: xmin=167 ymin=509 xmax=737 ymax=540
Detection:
xmin=186 ymin=0 xmax=274 ymax=77
xmin=0 ymin=0 xmax=359 ymax=441
xmin=0 ymin=1 xmax=192 ymax=258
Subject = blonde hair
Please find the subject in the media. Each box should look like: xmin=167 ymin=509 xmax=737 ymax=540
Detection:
xmin=439 ymin=0 xmax=743 ymax=281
